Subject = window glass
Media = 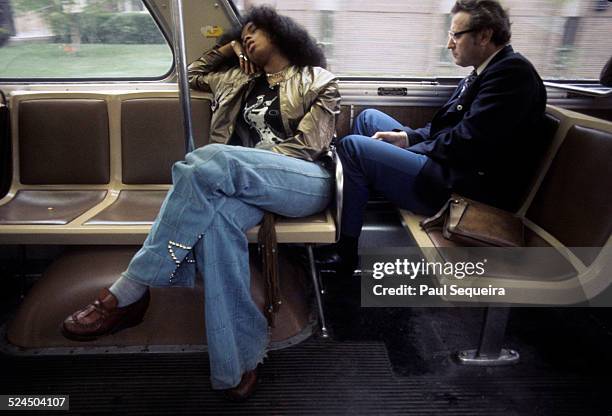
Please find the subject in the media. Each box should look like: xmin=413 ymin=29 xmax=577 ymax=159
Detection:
xmin=0 ymin=0 xmax=173 ymax=78
xmin=234 ymin=0 xmax=612 ymax=80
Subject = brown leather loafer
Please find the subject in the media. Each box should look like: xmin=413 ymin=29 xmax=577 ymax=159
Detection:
xmin=62 ymin=288 xmax=150 ymax=341
xmin=222 ymin=369 xmax=258 ymax=402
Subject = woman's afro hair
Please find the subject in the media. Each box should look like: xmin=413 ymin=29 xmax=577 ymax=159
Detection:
xmin=218 ymin=5 xmax=327 ymax=68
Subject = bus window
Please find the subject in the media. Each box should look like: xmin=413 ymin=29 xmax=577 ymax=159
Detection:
xmin=0 ymin=0 xmax=173 ymax=79
xmin=234 ymin=0 xmax=612 ymax=80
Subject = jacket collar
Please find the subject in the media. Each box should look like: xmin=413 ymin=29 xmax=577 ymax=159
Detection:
xmin=284 ymin=65 xmax=300 ymax=81
xmin=479 ymin=44 xmax=513 ymax=75
xmin=476 ymin=46 xmax=504 ymax=75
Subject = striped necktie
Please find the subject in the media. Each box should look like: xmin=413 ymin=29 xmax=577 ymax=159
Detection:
xmin=458 ymin=70 xmax=477 ymax=98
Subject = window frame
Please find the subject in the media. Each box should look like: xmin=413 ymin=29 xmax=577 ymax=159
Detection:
xmin=0 ymin=0 xmax=176 ymax=83
xmin=229 ymin=1 xmax=606 ymax=84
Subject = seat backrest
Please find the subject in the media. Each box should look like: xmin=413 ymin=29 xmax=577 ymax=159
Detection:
xmin=121 ymin=97 xmax=211 ymax=184
xmin=333 ymin=104 xmax=440 ymax=140
xmin=526 ymin=123 xmax=612 ymax=265
xmin=335 ymin=105 xmax=351 ymax=139
xmin=0 ymin=90 xmax=10 ymax=197
xmin=18 ymin=99 xmax=110 ymax=184
xmin=514 ymin=111 xmax=561 ymax=212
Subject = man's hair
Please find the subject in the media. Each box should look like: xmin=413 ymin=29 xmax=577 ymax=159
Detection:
xmin=219 ymin=5 xmax=327 ymax=68
xmin=451 ymin=0 xmax=511 ymax=46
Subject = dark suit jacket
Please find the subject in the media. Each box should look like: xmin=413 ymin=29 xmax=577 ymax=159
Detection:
xmin=403 ymin=45 xmax=547 ymax=211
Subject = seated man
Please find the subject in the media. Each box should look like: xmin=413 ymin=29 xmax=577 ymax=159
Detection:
xmin=336 ymin=0 xmax=547 ymax=270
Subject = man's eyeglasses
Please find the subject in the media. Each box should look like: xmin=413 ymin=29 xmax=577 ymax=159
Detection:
xmin=448 ymin=28 xmax=477 ymax=42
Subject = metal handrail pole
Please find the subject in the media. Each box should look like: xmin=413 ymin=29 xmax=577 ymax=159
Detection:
xmin=170 ymin=0 xmax=195 ymax=154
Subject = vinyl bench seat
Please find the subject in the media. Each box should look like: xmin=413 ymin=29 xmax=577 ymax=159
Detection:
xmin=398 ymin=105 xmax=612 ymax=305
xmin=1 ymin=90 xmax=339 ymax=352
xmin=0 ymin=91 xmax=337 ymax=245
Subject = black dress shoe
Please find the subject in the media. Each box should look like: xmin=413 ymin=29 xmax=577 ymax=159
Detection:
xmin=314 ymin=235 xmax=359 ymax=276
xmin=222 ymin=369 xmax=258 ymax=402
xmin=313 ymin=244 xmax=342 ymax=266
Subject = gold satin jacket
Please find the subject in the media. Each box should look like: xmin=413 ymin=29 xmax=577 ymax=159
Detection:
xmin=188 ymin=47 xmax=341 ymax=162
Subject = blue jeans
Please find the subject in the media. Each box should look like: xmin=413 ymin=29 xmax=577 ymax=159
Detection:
xmin=337 ymin=109 xmax=438 ymax=237
xmin=122 ymin=144 xmax=332 ymax=389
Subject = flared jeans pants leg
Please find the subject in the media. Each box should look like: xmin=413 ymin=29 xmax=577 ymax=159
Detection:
xmin=122 ymin=144 xmax=333 ymax=389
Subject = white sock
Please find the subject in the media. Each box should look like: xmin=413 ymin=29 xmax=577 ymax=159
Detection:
xmin=109 ymin=275 xmax=148 ymax=307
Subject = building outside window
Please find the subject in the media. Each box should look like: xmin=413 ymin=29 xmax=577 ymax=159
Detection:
xmin=1 ymin=0 xmax=611 ymax=80
xmin=238 ymin=0 xmax=612 ymax=80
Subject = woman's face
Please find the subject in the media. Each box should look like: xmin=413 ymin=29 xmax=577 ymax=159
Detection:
xmin=241 ymin=22 xmax=276 ymax=66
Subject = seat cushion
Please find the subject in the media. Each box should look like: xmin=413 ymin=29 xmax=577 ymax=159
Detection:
xmin=0 ymin=190 xmax=107 ymax=225
xmin=86 ymin=190 xmax=337 ymax=243
xmin=85 ymin=190 xmax=167 ymax=225
xmin=425 ymin=227 xmax=576 ymax=282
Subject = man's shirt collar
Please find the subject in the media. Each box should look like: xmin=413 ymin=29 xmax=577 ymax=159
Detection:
xmin=475 ymin=45 xmax=508 ymax=75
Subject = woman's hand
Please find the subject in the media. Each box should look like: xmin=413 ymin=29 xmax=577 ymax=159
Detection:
xmin=230 ymin=40 xmax=258 ymax=75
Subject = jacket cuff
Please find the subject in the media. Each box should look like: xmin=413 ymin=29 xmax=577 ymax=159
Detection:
xmin=392 ymin=127 xmax=412 ymax=148
xmin=407 ymin=128 xmax=428 ymax=146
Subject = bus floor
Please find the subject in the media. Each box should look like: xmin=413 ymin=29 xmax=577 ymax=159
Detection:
xmin=0 ymin=205 xmax=611 ymax=415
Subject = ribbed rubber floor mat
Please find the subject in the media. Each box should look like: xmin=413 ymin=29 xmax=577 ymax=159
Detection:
xmin=0 ymin=339 xmax=606 ymax=415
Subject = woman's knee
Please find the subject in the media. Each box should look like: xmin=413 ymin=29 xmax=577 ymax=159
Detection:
xmin=188 ymin=143 xmax=228 ymax=164
xmin=171 ymin=144 xmax=232 ymax=190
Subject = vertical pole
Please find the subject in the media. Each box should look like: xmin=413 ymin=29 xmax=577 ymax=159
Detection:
xmin=307 ymin=245 xmax=330 ymax=338
xmin=456 ymin=307 xmax=519 ymax=366
xmin=170 ymin=0 xmax=195 ymax=154
xmin=476 ymin=307 xmax=510 ymax=358
xmin=18 ymin=245 xmax=26 ymax=299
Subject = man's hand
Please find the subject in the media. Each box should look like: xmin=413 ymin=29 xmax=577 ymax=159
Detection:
xmin=372 ymin=131 xmax=408 ymax=148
